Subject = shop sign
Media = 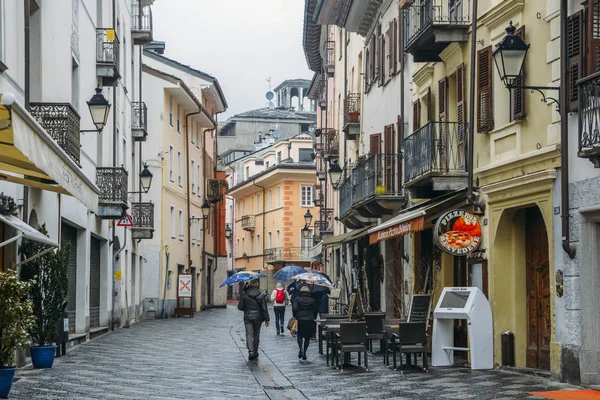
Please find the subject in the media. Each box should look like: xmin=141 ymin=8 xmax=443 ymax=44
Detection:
xmin=434 ymin=209 xmax=482 ymax=255
xmin=369 ymin=215 xmax=425 ymax=244
xmin=178 ymin=274 xmax=192 ymax=298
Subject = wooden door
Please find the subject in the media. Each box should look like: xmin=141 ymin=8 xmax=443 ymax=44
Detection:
xmin=525 ymin=207 xmax=551 ymax=370
xmin=384 ymin=125 xmax=394 ymax=191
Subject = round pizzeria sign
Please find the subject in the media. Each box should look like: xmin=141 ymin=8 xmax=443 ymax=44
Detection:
xmin=434 ymin=209 xmax=482 ymax=255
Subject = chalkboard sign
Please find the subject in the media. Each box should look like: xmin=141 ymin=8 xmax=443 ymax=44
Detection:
xmin=408 ymin=294 xmax=432 ymax=323
xmin=349 ymin=292 xmax=364 ymax=320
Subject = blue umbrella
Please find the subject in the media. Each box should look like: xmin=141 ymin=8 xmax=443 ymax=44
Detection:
xmin=273 ymin=265 xmax=307 ymax=282
xmin=219 ymin=271 xmax=266 ymax=287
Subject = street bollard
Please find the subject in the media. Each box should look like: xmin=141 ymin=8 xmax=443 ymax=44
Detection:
xmin=55 ymin=301 xmax=69 ymax=357
xmin=501 ymin=331 xmax=515 ymax=366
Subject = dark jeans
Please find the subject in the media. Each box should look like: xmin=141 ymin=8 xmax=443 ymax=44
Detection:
xmin=274 ymin=307 xmax=285 ymax=332
xmin=244 ymin=320 xmax=262 ymax=356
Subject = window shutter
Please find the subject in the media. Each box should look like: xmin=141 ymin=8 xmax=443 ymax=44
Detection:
xmin=568 ymin=11 xmax=583 ymax=111
xmin=365 ymin=47 xmax=371 ymax=88
xmin=370 ymin=133 xmax=381 ymax=156
xmin=392 ymin=18 xmax=398 ymax=74
xmin=438 ymin=77 xmax=448 ymax=122
xmin=379 ymin=33 xmax=386 ymax=86
xmin=413 ymin=99 xmax=421 ymax=131
xmin=456 ymin=63 xmax=466 ymax=148
xmin=388 ymin=22 xmax=394 ymax=77
xmin=477 ymin=46 xmax=494 ymax=133
xmin=513 ymin=26 xmax=526 ymax=120
xmin=587 ymin=0 xmax=600 ymax=75
xmin=398 ymin=8 xmax=404 ymax=71
xmin=371 ymin=37 xmax=377 ymax=84
xmin=426 ymin=87 xmax=433 ymax=123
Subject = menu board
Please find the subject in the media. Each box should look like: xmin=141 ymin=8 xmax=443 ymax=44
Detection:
xmin=349 ymin=292 xmax=364 ymax=320
xmin=408 ymin=294 xmax=432 ymax=322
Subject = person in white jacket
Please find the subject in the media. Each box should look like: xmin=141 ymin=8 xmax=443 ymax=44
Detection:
xmin=270 ymin=281 xmax=290 ymax=335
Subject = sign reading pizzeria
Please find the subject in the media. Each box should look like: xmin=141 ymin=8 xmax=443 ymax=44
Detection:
xmin=369 ymin=215 xmax=425 ymax=244
xmin=434 ymin=209 xmax=482 ymax=255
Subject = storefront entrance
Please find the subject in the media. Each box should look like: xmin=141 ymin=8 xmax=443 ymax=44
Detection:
xmin=525 ymin=207 xmax=551 ymax=370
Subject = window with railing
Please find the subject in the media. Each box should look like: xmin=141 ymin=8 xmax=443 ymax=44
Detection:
xmin=344 ymin=93 xmax=361 ymax=126
xmin=96 ymin=167 xmax=128 ymax=204
xmin=404 ymin=0 xmax=471 ymax=49
xmin=578 ymin=72 xmax=600 ymax=165
xmin=131 ymin=0 xmax=152 ymax=32
xmin=131 ymin=101 xmax=147 ymax=132
xmin=96 ymin=28 xmax=119 ymax=67
xmin=131 ymin=202 xmax=154 ymax=229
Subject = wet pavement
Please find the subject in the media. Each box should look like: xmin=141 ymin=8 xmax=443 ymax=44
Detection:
xmin=9 ymin=304 xmax=585 ymax=399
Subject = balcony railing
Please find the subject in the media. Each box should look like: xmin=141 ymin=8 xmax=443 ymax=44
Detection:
xmin=241 ymin=215 xmax=256 ymax=230
xmin=131 ymin=0 xmax=153 ymax=44
xmin=319 ymin=79 xmax=328 ymax=108
xmin=96 ymin=28 xmax=120 ymax=67
xmin=323 ymin=129 xmax=339 ymax=159
xmin=352 ymin=154 xmax=403 ymax=205
xmin=344 ymin=93 xmax=361 ymax=128
xmin=578 ymin=72 xmax=600 ymax=167
xmin=131 ymin=101 xmax=147 ymax=140
xmin=264 ymin=247 xmax=311 ymax=263
xmin=404 ymin=122 xmax=467 ymax=184
xmin=96 ymin=167 xmax=128 ymax=204
xmin=207 ymin=179 xmax=226 ymax=203
xmin=324 ymin=41 xmax=335 ymax=76
xmin=318 ymin=208 xmax=334 ymax=235
xmin=131 ymin=202 xmax=154 ymax=228
xmin=404 ymin=0 xmax=470 ymax=61
xmin=339 ymin=172 xmax=353 ymax=218
xmin=29 ymin=103 xmax=81 ymax=165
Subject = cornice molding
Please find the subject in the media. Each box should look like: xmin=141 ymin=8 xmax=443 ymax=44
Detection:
xmin=412 ymin=65 xmax=435 ymax=89
xmin=478 ymin=0 xmax=525 ymax=32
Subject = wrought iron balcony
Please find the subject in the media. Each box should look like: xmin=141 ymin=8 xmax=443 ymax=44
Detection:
xmin=96 ymin=167 xmax=128 ymax=219
xmin=318 ymin=208 xmax=334 ymax=236
xmin=131 ymin=0 xmax=153 ymax=45
xmin=131 ymin=202 xmax=154 ymax=239
xmin=241 ymin=215 xmax=256 ymax=231
xmin=264 ymin=247 xmax=312 ymax=264
xmin=578 ymin=72 xmax=600 ymax=167
xmin=96 ymin=28 xmax=120 ymax=87
xmin=322 ymin=129 xmax=339 ymax=160
xmin=339 ymin=173 xmax=353 ymax=219
xmin=404 ymin=0 xmax=470 ymax=62
xmin=29 ymin=103 xmax=81 ymax=165
xmin=207 ymin=179 xmax=226 ymax=203
xmin=316 ymin=151 xmax=326 ymax=181
xmin=131 ymin=102 xmax=148 ymax=141
xmin=324 ymin=41 xmax=335 ymax=77
xmin=313 ymin=186 xmax=324 ymax=207
xmin=343 ymin=93 xmax=361 ymax=138
xmin=404 ymin=121 xmax=468 ymax=196
xmin=319 ymin=79 xmax=327 ymax=109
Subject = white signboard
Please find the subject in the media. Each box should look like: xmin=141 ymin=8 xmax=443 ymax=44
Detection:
xmin=178 ymin=274 xmax=192 ymax=298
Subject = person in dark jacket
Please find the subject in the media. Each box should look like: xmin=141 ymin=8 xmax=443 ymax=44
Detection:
xmin=292 ymin=285 xmax=318 ymax=360
xmin=238 ymin=280 xmax=270 ymax=360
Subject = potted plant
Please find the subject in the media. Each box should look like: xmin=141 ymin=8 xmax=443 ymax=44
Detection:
xmin=348 ymin=110 xmax=360 ymax=122
xmin=207 ymin=179 xmax=227 ymax=203
xmin=19 ymin=225 xmax=69 ymax=369
xmin=0 ymin=269 xmax=35 ymax=398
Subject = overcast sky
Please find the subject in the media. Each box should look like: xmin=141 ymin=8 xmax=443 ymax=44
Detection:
xmin=152 ymin=0 xmax=313 ymax=120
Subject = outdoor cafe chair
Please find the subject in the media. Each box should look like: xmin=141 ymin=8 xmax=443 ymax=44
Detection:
xmin=364 ymin=312 xmax=386 ymax=353
xmin=323 ymin=316 xmax=348 ymax=365
xmin=335 ymin=321 xmax=368 ymax=372
xmin=382 ymin=319 xmax=402 ymax=366
xmin=390 ymin=322 xmax=428 ymax=373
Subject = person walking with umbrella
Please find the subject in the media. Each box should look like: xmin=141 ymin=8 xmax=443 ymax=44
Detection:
xmin=270 ymin=281 xmax=289 ymax=335
xmin=238 ymin=280 xmax=270 ymax=360
xmin=292 ymin=285 xmax=318 ymax=360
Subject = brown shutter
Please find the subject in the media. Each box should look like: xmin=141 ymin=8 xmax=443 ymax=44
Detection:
xmin=568 ymin=11 xmax=583 ymax=111
xmin=413 ymin=99 xmax=421 ymax=131
xmin=370 ymin=133 xmax=381 ymax=156
xmin=587 ymin=0 xmax=600 ymax=75
xmin=392 ymin=18 xmax=398 ymax=74
xmin=365 ymin=47 xmax=370 ymax=88
xmin=438 ymin=77 xmax=448 ymax=122
xmin=456 ymin=63 xmax=466 ymax=168
xmin=512 ymin=26 xmax=526 ymax=120
xmin=388 ymin=23 xmax=393 ymax=76
xmin=398 ymin=8 xmax=404 ymax=71
xmin=384 ymin=125 xmax=394 ymax=190
xmin=426 ymin=87 xmax=433 ymax=123
xmin=477 ymin=46 xmax=494 ymax=133
xmin=379 ymin=33 xmax=385 ymax=86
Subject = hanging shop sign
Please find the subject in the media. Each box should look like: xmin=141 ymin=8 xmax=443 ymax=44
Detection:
xmin=434 ymin=209 xmax=482 ymax=255
xmin=369 ymin=215 xmax=425 ymax=244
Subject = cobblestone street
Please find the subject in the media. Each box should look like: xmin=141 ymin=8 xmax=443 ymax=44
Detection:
xmin=9 ymin=305 xmax=585 ymax=399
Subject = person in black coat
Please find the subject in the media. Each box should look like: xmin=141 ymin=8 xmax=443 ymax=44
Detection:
xmin=238 ymin=280 xmax=270 ymax=360
xmin=292 ymin=285 xmax=318 ymax=360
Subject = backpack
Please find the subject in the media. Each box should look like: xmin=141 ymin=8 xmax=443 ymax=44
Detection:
xmin=275 ymin=288 xmax=285 ymax=304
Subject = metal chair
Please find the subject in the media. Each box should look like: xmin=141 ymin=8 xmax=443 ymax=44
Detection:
xmin=382 ymin=319 xmax=402 ymax=366
xmin=323 ymin=317 xmax=348 ymax=365
xmin=364 ymin=312 xmax=386 ymax=353
xmin=390 ymin=322 xmax=428 ymax=373
xmin=335 ymin=321 xmax=368 ymax=372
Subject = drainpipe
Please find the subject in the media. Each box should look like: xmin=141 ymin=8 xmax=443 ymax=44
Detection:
xmin=399 ymin=6 xmax=407 ymax=317
xmin=185 ymin=110 xmax=202 ymax=275
xmin=252 ymin=180 xmax=266 ymax=291
xmin=110 ymin=0 xmax=117 ymax=330
xmin=560 ymin=0 xmax=576 ymax=258
xmin=466 ymin=0 xmax=485 ymax=212
xmin=23 ymin=0 xmax=30 ymax=227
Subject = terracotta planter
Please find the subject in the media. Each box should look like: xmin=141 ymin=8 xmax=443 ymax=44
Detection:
xmin=348 ymin=111 xmax=360 ymax=122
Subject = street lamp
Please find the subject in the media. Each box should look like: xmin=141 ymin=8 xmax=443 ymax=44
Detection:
xmin=225 ymin=224 xmax=232 ymax=239
xmin=139 ymin=164 xmax=153 ymax=193
xmin=492 ymin=21 xmax=560 ymax=109
xmin=328 ymin=159 xmax=343 ymax=189
xmin=201 ymin=199 xmax=211 ymax=219
xmin=81 ymin=86 xmax=111 ymax=133
xmin=302 ymin=224 xmax=311 ymax=239
xmin=304 ymin=210 xmax=313 ymax=226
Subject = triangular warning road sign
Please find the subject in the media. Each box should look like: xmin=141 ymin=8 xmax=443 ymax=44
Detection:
xmin=117 ymin=214 xmax=134 ymax=227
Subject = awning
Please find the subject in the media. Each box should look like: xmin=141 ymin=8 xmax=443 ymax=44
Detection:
xmin=322 ymin=226 xmax=372 ymax=248
xmin=0 ymin=214 xmax=58 ymax=248
xmin=0 ymin=99 xmax=99 ymax=212
xmin=309 ymin=242 xmax=323 ymax=259
xmin=368 ymin=190 xmax=467 ymax=244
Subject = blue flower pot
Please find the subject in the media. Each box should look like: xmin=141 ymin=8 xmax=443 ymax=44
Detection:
xmin=0 ymin=367 xmax=17 ymax=398
xmin=30 ymin=345 xmax=57 ymax=369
